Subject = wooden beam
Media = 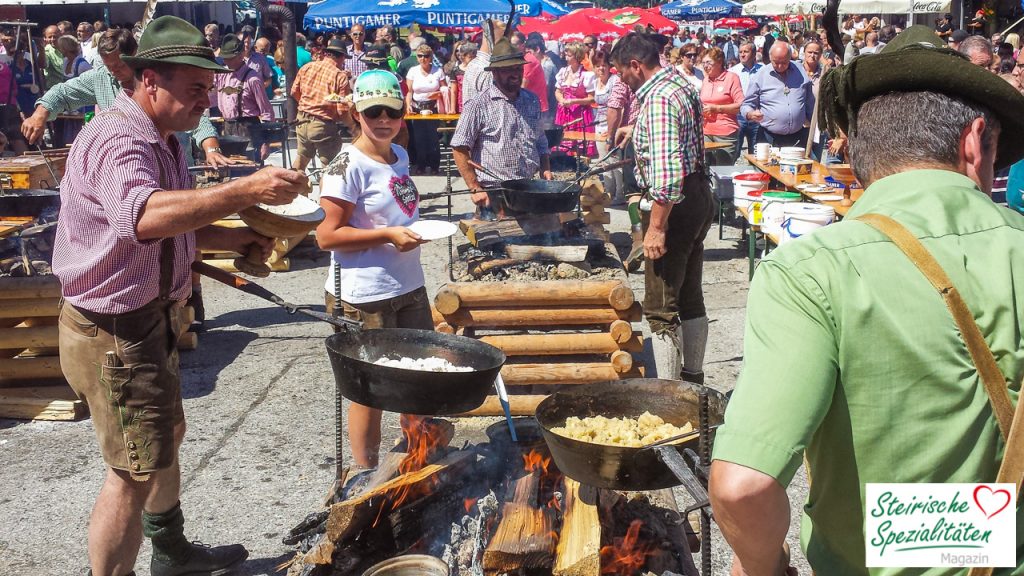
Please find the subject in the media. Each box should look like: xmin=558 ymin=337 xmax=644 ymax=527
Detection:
xmin=0 ymin=276 xmax=62 ymax=299
xmin=501 ymin=362 xmax=643 ymax=386
xmin=478 ymin=332 xmax=640 ymax=356
xmin=0 ymin=356 xmax=62 ymax=381
xmin=434 ymin=281 xmax=635 ymax=314
xmin=437 ymin=303 xmax=642 ymax=328
xmin=0 ymin=298 xmax=60 ymax=319
xmin=0 ymin=385 xmax=86 ymax=421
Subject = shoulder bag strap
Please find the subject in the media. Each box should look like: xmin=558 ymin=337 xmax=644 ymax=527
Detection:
xmin=856 ymin=213 xmax=1015 ymax=440
xmin=858 ymin=213 xmax=1024 ymax=576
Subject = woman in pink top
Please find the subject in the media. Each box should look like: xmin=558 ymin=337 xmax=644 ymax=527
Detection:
xmin=699 ymin=47 xmax=744 ymax=165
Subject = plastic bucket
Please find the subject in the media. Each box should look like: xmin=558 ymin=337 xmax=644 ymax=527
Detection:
xmin=760 ymin=191 xmax=802 ymax=233
xmin=733 ymin=172 xmax=770 ymax=203
xmin=733 ymin=189 xmax=764 ymax=212
xmin=781 ymin=203 xmax=835 ymax=244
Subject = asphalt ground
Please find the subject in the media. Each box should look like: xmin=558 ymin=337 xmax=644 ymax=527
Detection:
xmin=0 ymin=153 xmax=811 ymax=576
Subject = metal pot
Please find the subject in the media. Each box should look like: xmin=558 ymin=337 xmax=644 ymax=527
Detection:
xmin=487 ymin=179 xmax=582 ymax=214
xmin=534 ymin=379 xmax=728 ymax=491
xmin=545 ymin=126 xmax=564 ymax=149
xmin=217 ymin=135 xmax=250 ymax=156
xmin=0 ymin=188 xmax=60 ymax=218
xmin=325 ymin=328 xmax=506 ymax=415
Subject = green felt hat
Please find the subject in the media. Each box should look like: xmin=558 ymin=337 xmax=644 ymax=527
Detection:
xmin=485 ymin=38 xmax=528 ymax=70
xmin=121 ymin=16 xmax=230 ymax=73
xmin=818 ymin=25 xmax=1024 ymax=169
xmin=219 ymin=35 xmax=243 ymax=60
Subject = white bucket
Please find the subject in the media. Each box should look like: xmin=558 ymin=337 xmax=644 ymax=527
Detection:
xmin=760 ymin=192 xmax=802 ymax=234
xmin=732 ymin=172 xmax=769 ymax=209
xmin=780 ymin=203 xmax=835 ymax=244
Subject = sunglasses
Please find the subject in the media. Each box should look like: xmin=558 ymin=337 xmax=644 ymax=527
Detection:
xmin=417 ymin=54 xmax=432 ymax=59
xmin=351 ymin=32 xmax=364 ymax=36
xmin=361 ymin=105 xmax=405 ymax=119
xmin=683 ymin=53 xmax=697 ymax=58
xmin=584 ymin=42 xmax=595 ymax=47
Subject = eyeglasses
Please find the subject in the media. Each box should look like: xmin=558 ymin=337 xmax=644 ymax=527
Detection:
xmin=683 ymin=53 xmax=697 ymax=59
xmin=361 ymin=105 xmax=405 ymax=119
xmin=700 ymin=60 xmax=715 ymax=66
xmin=584 ymin=42 xmax=595 ymax=47
xmin=351 ymin=32 xmax=364 ymax=36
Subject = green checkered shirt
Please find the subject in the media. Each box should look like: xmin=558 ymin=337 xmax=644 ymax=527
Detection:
xmin=632 ymin=67 xmax=704 ymax=204
xmin=37 ymin=63 xmax=218 ymax=147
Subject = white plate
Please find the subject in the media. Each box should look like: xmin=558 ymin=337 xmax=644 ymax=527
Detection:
xmin=408 ymin=219 xmax=458 ymax=241
xmin=810 ymin=194 xmax=844 ymax=202
xmin=796 ymin=183 xmax=828 ymax=193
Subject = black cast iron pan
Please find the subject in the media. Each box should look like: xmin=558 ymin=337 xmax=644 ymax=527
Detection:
xmin=192 ymin=261 xmax=505 ymax=416
xmin=535 ymin=378 xmax=727 ymax=491
xmin=0 ymin=188 xmax=61 ymax=218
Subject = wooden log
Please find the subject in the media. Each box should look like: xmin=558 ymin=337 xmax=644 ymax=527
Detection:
xmin=0 ymin=356 xmax=63 ymax=381
xmin=204 ymin=257 xmax=290 ymax=273
xmin=0 ymin=298 xmax=60 ymax=319
xmin=434 ymin=280 xmax=635 ymax=314
xmin=477 ymin=332 xmax=638 ymax=356
xmin=583 ymin=211 xmax=611 ymax=225
xmin=0 ymin=276 xmax=62 ymax=299
xmin=483 ymin=468 xmax=558 ymax=573
xmin=610 ymin=350 xmax=633 ymax=374
xmin=553 ymin=478 xmax=601 ymax=576
xmin=582 ymin=204 xmax=606 ymax=218
xmin=579 ymin=195 xmax=610 ymax=209
xmin=458 ymin=394 xmax=548 ymax=416
xmin=501 ymin=362 xmax=642 ymax=386
xmin=504 ymin=244 xmax=589 ymax=263
xmin=303 ymin=450 xmax=476 ymax=564
xmin=0 ymin=325 xmax=58 ymax=349
xmin=438 ymin=303 xmax=642 ymax=328
xmin=609 ymin=320 xmax=633 ymax=344
xmin=459 ymin=216 xmax=563 ymax=247
xmin=435 ymin=322 xmax=455 ymax=335
xmin=0 ymin=385 xmax=86 ymax=421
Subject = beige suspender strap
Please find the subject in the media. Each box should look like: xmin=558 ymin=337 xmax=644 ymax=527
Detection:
xmin=856 ymin=213 xmax=1015 ymax=441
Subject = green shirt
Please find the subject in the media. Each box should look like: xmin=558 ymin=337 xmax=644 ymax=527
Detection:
xmin=36 ymin=63 xmax=218 ymax=149
xmin=713 ymin=170 xmax=1024 ymax=575
xmin=43 ymin=45 xmax=64 ymax=90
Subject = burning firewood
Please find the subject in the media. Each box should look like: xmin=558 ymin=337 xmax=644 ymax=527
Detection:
xmin=482 ymin=449 xmax=561 ymax=574
xmin=553 ymin=478 xmax=601 ymax=576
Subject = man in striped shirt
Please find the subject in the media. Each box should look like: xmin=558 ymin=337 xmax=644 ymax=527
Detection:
xmin=612 ymin=32 xmax=714 ymax=385
xmin=20 ymin=28 xmax=235 ymax=168
xmin=53 ymin=17 xmax=307 ymax=576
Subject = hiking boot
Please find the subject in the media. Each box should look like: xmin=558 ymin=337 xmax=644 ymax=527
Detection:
xmin=150 ymin=542 xmax=248 ymax=576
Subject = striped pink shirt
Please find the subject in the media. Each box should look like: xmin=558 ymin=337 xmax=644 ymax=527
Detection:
xmin=53 ymin=91 xmax=195 ymax=314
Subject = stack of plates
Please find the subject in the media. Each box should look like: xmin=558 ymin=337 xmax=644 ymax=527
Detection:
xmin=779 ymin=147 xmax=805 ymax=160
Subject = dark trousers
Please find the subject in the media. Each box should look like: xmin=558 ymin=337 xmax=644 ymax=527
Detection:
xmin=411 ymin=119 xmax=440 ymax=171
xmin=737 ymin=115 xmax=761 ymax=155
xmin=759 ymin=127 xmax=810 ymax=148
xmin=642 ymin=171 xmax=715 ymax=335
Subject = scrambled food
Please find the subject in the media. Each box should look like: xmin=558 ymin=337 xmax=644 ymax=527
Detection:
xmin=551 ymin=411 xmax=694 ymax=447
xmin=373 ymin=356 xmax=473 ymax=372
xmin=324 ymin=93 xmax=350 ymax=103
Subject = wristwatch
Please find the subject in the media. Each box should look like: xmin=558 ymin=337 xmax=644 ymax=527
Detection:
xmin=205 ymin=147 xmax=222 ymax=155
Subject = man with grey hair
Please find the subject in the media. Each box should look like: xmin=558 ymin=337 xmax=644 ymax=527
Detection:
xmin=959 ymin=34 xmax=994 ymax=68
xmin=711 ymin=26 xmax=1024 ymax=575
xmin=741 ymin=41 xmax=814 ymax=147
xmin=858 ymin=31 xmax=882 ymax=54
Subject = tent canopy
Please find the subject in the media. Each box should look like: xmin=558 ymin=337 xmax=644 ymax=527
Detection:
xmin=741 ymin=0 xmax=951 ymax=15
xmin=659 ymin=0 xmax=741 ymax=21
xmin=304 ymin=0 xmax=540 ymax=31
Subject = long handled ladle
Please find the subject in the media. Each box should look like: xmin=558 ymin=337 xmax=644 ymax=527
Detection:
xmin=192 ymin=261 xmax=362 ymax=330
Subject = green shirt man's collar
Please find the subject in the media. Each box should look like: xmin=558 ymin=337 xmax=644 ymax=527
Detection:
xmin=845 ymin=168 xmax=986 ymax=219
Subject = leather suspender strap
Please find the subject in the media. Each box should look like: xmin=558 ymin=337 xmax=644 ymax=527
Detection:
xmin=856 ymin=213 xmax=1015 ymax=441
xmin=150 ymin=143 xmax=175 ymax=301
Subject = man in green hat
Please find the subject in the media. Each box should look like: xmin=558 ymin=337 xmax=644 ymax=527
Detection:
xmin=53 ymin=16 xmax=308 ymax=576
xmin=710 ymin=26 xmax=1024 ymax=575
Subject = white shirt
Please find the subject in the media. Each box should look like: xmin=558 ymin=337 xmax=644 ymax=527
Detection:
xmin=405 ymin=64 xmax=446 ymax=102
xmin=321 ymin=144 xmax=425 ymax=304
xmin=555 ymin=67 xmax=596 ymax=93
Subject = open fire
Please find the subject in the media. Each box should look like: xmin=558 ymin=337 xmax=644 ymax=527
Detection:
xmin=283 ymin=419 xmax=697 ymax=576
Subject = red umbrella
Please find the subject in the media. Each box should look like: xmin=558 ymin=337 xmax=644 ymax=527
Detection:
xmin=714 ymin=17 xmax=758 ymax=30
xmin=543 ymin=11 xmax=628 ymax=42
xmin=607 ymin=8 xmax=679 ymax=34
xmin=518 ymin=16 xmax=555 ymax=40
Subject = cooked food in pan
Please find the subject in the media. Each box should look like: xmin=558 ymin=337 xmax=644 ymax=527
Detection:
xmin=551 ymin=411 xmax=694 ymax=447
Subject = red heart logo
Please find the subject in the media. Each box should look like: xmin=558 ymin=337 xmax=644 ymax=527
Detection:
xmin=973 ymin=485 xmax=1012 ymax=520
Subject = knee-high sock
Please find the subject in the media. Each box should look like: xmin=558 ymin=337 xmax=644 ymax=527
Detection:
xmin=142 ymin=502 xmax=192 ymax=566
xmin=680 ymin=316 xmax=709 ymax=374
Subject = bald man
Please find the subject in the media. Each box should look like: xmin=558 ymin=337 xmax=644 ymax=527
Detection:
xmin=740 ymin=41 xmax=815 ymax=147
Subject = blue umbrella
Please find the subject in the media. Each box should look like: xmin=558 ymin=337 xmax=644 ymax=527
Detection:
xmin=659 ymin=0 xmax=741 ymax=21
xmin=541 ymin=0 xmax=570 ymax=16
xmin=304 ymin=0 xmax=541 ymax=31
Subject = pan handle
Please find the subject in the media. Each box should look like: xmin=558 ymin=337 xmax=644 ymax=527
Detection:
xmin=192 ymin=261 xmax=363 ymax=331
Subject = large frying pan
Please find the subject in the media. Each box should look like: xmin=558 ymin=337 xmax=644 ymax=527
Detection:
xmin=535 ymin=379 xmax=728 ymax=491
xmin=325 ymin=329 xmax=505 ymax=415
xmin=0 ymin=188 xmax=60 ymax=218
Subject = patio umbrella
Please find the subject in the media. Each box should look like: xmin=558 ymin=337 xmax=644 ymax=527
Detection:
xmin=540 ymin=0 xmax=570 ymax=17
xmin=607 ymin=7 xmax=679 ymax=34
xmin=714 ymin=16 xmax=758 ymax=30
xmin=304 ymin=0 xmax=541 ymax=31
xmin=540 ymin=11 xmax=629 ymax=41
xmin=659 ymin=0 xmax=741 ymax=21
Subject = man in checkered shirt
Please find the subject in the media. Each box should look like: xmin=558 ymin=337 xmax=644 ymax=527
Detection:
xmin=451 ymin=37 xmax=552 ymax=220
xmin=612 ymin=32 xmax=714 ymax=386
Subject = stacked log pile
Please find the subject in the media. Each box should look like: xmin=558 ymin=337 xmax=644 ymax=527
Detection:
xmin=572 ymin=178 xmax=612 ymax=241
xmin=0 ymin=275 xmax=196 ymax=421
xmin=432 ymin=279 xmax=645 ymax=416
xmin=200 ymin=219 xmax=307 ymax=273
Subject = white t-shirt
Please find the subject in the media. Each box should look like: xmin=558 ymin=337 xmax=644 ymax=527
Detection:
xmin=321 ymin=144 xmax=425 ymax=304
xmin=406 ymin=65 xmax=446 ymax=102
